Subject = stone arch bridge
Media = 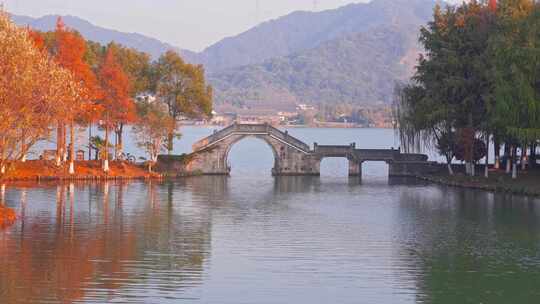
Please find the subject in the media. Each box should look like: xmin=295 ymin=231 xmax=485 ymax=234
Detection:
xmin=156 ymin=123 xmax=436 ymax=177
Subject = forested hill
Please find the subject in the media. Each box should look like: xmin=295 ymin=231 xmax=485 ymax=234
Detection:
xmin=12 ymin=0 xmax=439 ymax=109
xmin=205 ymin=0 xmax=436 ymax=108
xmin=10 ymin=14 xmax=193 ymax=59
xmin=209 ymin=25 xmax=420 ymax=108
xmin=191 ymin=0 xmax=435 ymax=72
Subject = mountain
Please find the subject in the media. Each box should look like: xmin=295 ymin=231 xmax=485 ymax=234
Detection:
xmin=11 ymin=0 xmax=438 ymax=110
xmin=210 ymin=25 xmax=420 ymax=109
xmin=192 ymin=0 xmax=435 ymax=72
xmin=206 ymin=0 xmax=436 ymax=109
xmin=10 ymin=14 xmax=188 ymax=59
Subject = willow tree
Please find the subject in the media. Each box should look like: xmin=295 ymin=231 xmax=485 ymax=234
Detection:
xmin=395 ymin=1 xmax=496 ymax=176
xmin=490 ymin=0 xmax=540 ymax=178
xmin=154 ymin=51 xmax=213 ymax=154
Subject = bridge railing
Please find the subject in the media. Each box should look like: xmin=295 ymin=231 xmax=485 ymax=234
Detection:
xmin=192 ymin=123 xmax=311 ymax=153
xmin=266 ymin=125 xmax=311 ymax=152
xmin=192 ymin=124 xmax=237 ymax=151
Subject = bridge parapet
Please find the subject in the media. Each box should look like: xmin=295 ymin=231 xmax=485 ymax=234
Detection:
xmin=266 ymin=125 xmax=310 ymax=152
xmin=353 ymin=149 xmax=398 ymax=161
xmin=313 ymin=143 xmax=356 ymax=157
xmin=192 ymin=123 xmax=310 ymax=153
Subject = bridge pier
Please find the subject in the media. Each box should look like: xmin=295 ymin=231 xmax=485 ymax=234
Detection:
xmin=348 ymin=160 xmax=362 ymax=177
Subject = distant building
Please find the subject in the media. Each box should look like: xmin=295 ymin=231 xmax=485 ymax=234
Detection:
xmin=297 ymin=104 xmax=315 ymax=111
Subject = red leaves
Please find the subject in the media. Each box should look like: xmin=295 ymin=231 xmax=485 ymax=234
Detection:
xmin=98 ymin=48 xmax=136 ymax=127
xmin=55 ymin=17 xmax=98 ymax=101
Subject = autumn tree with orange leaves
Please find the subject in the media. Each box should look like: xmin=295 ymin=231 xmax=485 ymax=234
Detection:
xmin=0 ymin=11 xmax=85 ymax=176
xmin=53 ymin=17 xmax=99 ymax=173
xmin=98 ymin=48 xmax=133 ymax=172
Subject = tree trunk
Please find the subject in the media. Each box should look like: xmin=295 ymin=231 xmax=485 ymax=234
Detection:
xmin=167 ymin=132 xmax=174 ymax=155
xmin=512 ymin=146 xmax=518 ymax=179
xmin=506 ymin=144 xmax=512 ymax=174
xmin=484 ymin=134 xmax=489 ymax=178
xmin=114 ymin=130 xmax=118 ymax=160
xmin=116 ymin=124 xmax=124 ymax=160
xmin=494 ymin=137 xmax=500 ymax=170
xmin=467 ymin=113 xmax=474 ymax=176
xmin=521 ymin=146 xmax=527 ymax=171
xmin=21 ymin=132 xmax=26 ymax=162
xmin=447 ymin=163 xmax=454 ymax=176
xmin=88 ymin=124 xmax=92 ymax=161
xmin=530 ymin=144 xmax=537 ymax=169
xmin=0 ymin=184 xmax=5 ymax=204
xmin=103 ymin=126 xmax=110 ymax=173
xmin=56 ymin=123 xmax=63 ymax=166
xmin=69 ymin=121 xmax=75 ymax=175
xmin=62 ymin=124 xmax=67 ymax=162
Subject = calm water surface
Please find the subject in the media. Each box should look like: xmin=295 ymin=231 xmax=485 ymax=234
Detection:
xmin=2 ymin=128 xmax=540 ymax=303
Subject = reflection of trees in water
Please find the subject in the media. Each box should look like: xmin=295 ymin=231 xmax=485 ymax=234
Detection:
xmin=0 ymin=181 xmax=212 ymax=303
xmin=128 ymin=180 xmax=212 ymax=292
xmin=395 ymin=188 xmax=540 ymax=303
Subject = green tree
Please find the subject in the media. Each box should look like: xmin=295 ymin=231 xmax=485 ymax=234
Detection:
xmin=154 ymin=51 xmax=213 ymax=153
xmin=132 ymin=99 xmax=175 ymax=172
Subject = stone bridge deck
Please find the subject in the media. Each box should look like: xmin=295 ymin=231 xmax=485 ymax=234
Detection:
xmin=157 ymin=123 xmax=436 ymax=177
xmin=193 ymin=123 xmax=310 ymax=153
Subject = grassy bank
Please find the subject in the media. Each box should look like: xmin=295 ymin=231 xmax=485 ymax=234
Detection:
xmin=0 ymin=160 xmax=160 ymax=182
xmin=418 ymin=169 xmax=540 ymax=197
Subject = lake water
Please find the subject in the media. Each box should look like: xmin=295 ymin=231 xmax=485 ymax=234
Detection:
xmin=2 ymin=127 xmax=540 ymax=303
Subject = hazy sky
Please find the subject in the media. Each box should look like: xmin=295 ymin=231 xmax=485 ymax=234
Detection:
xmin=2 ymin=0 xmax=461 ymax=51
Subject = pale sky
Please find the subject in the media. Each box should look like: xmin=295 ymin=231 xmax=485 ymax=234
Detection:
xmin=2 ymin=0 xmax=462 ymax=51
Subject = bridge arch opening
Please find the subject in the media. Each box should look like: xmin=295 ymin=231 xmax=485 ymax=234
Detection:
xmin=225 ymin=136 xmax=279 ymax=176
xmin=320 ymin=157 xmax=350 ymax=178
xmin=361 ymin=161 xmax=390 ymax=182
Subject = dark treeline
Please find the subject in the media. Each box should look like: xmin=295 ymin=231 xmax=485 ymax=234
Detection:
xmin=394 ymin=0 xmax=540 ymax=179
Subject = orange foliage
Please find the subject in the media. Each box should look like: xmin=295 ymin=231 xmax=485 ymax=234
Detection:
xmin=55 ymin=17 xmax=99 ymax=101
xmin=98 ymin=47 xmax=134 ymax=125
xmin=27 ymin=29 xmax=45 ymax=52
xmin=0 ymin=205 xmax=16 ymax=229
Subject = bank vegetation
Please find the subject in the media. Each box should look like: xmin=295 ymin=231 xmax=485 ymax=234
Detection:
xmin=395 ymin=0 xmax=540 ymax=180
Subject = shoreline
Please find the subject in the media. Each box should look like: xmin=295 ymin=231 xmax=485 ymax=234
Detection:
xmin=0 ymin=160 xmax=161 ymax=183
xmin=2 ymin=161 xmax=539 ymax=198
xmin=414 ymin=170 xmax=540 ymax=197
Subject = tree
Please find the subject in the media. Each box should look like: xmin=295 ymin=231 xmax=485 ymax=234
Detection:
xmin=395 ymin=1 xmax=497 ymax=176
xmin=97 ymin=48 xmax=132 ymax=172
xmin=54 ymin=17 xmax=97 ymax=173
xmin=0 ymin=11 xmax=83 ymax=176
xmin=490 ymin=0 xmax=540 ymax=178
xmin=132 ymin=99 xmax=175 ymax=172
xmin=154 ymin=51 xmax=212 ymax=153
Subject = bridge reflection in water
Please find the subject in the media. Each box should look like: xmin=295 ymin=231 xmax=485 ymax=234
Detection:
xmin=157 ymin=123 xmax=436 ymax=178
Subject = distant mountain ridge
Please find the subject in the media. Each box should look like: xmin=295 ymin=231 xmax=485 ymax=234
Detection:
xmin=205 ymin=0 xmax=437 ymax=108
xmin=190 ymin=0 xmax=435 ymax=72
xmin=11 ymin=0 xmax=440 ymax=110
xmin=210 ymin=24 xmax=420 ymax=108
xmin=10 ymin=14 xmax=189 ymax=59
